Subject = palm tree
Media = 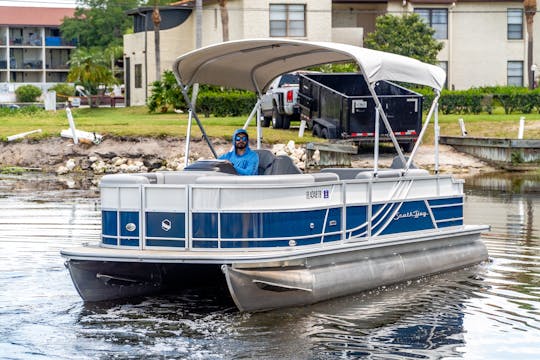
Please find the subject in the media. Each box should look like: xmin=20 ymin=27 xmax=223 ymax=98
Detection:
xmin=153 ymin=0 xmax=162 ymax=81
xmin=524 ymin=0 xmax=537 ymax=89
xmin=68 ymin=48 xmax=115 ymax=107
xmin=218 ymin=0 xmax=229 ymax=42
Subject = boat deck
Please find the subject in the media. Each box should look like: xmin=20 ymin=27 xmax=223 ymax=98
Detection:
xmin=61 ymin=224 xmax=489 ymax=264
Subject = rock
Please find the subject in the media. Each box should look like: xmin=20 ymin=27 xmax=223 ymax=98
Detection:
xmin=144 ymin=158 xmax=164 ymax=170
xmin=113 ymin=157 xmax=127 ymax=166
xmin=79 ymin=158 xmax=93 ymax=170
xmin=56 ymin=166 xmax=69 ymax=175
xmin=286 ymin=140 xmax=295 ymax=153
xmin=65 ymin=158 xmax=77 ymax=171
xmin=271 ymin=144 xmax=286 ymax=153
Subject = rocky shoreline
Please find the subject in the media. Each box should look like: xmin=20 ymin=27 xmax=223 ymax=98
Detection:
xmin=0 ymin=136 xmax=495 ymax=180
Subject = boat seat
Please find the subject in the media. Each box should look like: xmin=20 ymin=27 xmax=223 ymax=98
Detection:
xmin=269 ymin=155 xmax=302 ymax=175
xmin=195 ymin=174 xmax=316 ymax=185
xmin=159 ymin=171 xmax=231 ymax=184
xmin=253 ymin=149 xmax=276 ymax=175
xmin=390 ymin=155 xmax=418 ymax=169
xmin=320 ymin=168 xmax=370 ymax=180
xmin=312 ymin=173 xmax=339 ymax=182
xmin=355 ymin=169 xmax=429 ymax=179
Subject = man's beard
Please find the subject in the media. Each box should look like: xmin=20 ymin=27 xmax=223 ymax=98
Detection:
xmin=236 ymin=142 xmax=247 ymax=149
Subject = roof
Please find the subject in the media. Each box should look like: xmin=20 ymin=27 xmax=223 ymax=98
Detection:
xmin=173 ymin=38 xmax=446 ymax=93
xmin=0 ymin=7 xmax=75 ymax=26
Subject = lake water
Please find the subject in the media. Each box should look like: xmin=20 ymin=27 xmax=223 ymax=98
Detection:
xmin=0 ymin=172 xmax=538 ymax=359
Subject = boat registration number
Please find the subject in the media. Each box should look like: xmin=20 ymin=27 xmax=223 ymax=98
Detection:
xmin=305 ymin=188 xmax=330 ymax=199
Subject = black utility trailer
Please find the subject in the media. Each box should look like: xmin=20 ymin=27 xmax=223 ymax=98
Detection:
xmin=298 ymin=73 xmax=423 ymax=151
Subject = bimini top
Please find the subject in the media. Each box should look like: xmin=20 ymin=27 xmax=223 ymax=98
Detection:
xmin=173 ymin=38 xmax=446 ymax=93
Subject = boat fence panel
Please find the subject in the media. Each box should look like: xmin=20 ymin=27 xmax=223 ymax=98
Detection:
xmin=142 ymin=186 xmax=188 ymax=249
xmin=190 ymin=182 xmax=344 ymax=249
xmin=100 ymin=185 xmax=142 ymax=248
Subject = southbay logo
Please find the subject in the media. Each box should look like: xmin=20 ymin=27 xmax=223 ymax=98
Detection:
xmin=394 ymin=210 xmax=428 ymax=221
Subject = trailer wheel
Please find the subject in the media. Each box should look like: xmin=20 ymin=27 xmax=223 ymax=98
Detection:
xmin=400 ymin=142 xmax=414 ymax=153
xmin=261 ymin=116 xmax=271 ymax=127
xmin=272 ymin=104 xmax=283 ymax=129
xmin=312 ymin=124 xmax=322 ymax=137
xmin=282 ymin=115 xmax=291 ymax=129
xmin=321 ymin=127 xmax=329 ymax=139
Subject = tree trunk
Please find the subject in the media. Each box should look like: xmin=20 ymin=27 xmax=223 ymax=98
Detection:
xmin=153 ymin=3 xmax=161 ymax=81
xmin=525 ymin=1 xmax=536 ymax=89
xmin=219 ymin=0 xmax=229 ymax=42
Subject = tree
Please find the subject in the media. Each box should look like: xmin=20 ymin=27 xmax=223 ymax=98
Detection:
xmin=525 ymin=1 xmax=537 ymax=89
xmin=61 ymin=0 xmax=141 ymax=48
xmin=218 ymin=0 xmax=229 ymax=42
xmin=152 ymin=0 xmax=161 ymax=81
xmin=364 ymin=13 xmax=444 ymax=64
xmin=68 ymin=47 xmax=116 ymax=106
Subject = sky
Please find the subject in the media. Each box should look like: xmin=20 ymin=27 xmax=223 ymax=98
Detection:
xmin=0 ymin=0 xmax=78 ymax=7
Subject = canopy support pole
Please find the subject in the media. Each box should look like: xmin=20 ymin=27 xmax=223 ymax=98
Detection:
xmin=373 ymin=107 xmax=380 ymax=176
xmin=242 ymin=99 xmax=263 ymax=149
xmin=366 ymin=84 xmax=407 ymax=169
xmin=434 ymin=101 xmax=440 ymax=174
xmin=406 ymin=91 xmax=441 ymax=171
xmin=180 ymin=84 xmax=218 ymax=159
xmin=184 ymin=109 xmax=193 ymax=165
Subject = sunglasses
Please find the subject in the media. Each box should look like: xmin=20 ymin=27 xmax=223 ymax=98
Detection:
xmin=235 ymin=135 xmax=248 ymax=141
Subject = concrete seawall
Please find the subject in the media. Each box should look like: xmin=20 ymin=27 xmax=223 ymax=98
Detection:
xmin=440 ymin=136 xmax=539 ymax=166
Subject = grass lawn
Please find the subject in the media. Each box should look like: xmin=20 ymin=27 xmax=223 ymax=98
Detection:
xmin=0 ymin=106 xmax=538 ymax=144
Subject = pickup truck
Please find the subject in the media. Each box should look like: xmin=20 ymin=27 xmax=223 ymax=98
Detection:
xmin=260 ymin=72 xmax=301 ymax=129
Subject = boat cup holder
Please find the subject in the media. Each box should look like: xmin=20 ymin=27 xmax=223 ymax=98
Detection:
xmin=184 ymin=159 xmax=238 ymax=175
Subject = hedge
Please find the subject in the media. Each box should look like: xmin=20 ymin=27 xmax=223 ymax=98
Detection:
xmin=415 ymin=86 xmax=540 ymax=114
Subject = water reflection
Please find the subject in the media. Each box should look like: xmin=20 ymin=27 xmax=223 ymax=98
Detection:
xmin=0 ymin=172 xmax=538 ymax=359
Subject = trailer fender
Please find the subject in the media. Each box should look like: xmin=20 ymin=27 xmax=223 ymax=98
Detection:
xmin=312 ymin=118 xmax=338 ymax=139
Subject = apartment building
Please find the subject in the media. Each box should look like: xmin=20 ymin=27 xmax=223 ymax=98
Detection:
xmin=124 ymin=0 xmax=535 ymax=106
xmin=0 ymin=6 xmax=76 ymax=101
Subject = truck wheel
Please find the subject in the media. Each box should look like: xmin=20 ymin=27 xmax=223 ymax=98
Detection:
xmin=272 ymin=104 xmax=283 ymax=129
xmin=261 ymin=116 xmax=271 ymax=127
xmin=282 ymin=115 xmax=291 ymax=129
xmin=312 ymin=124 xmax=321 ymax=137
xmin=321 ymin=127 xmax=329 ymax=139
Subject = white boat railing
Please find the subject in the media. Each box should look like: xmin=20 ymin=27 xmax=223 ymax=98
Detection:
xmin=99 ymin=173 xmax=465 ymax=251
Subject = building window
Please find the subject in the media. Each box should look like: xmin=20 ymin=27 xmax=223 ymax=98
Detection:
xmin=508 ymin=61 xmax=523 ymax=86
xmin=270 ymin=4 xmax=306 ymax=37
xmin=438 ymin=61 xmax=448 ymax=89
xmin=414 ymin=8 xmax=448 ymax=40
xmin=135 ymin=64 xmax=142 ymax=88
xmin=507 ymin=9 xmax=523 ymax=40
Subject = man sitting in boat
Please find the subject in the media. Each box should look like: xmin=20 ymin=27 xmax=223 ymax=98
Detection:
xmin=219 ymin=129 xmax=259 ymax=175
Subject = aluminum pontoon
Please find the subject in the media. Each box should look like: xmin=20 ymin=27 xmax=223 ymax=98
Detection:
xmin=61 ymin=39 xmax=488 ymax=311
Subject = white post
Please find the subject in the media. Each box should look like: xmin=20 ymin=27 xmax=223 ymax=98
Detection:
xmin=66 ymin=107 xmax=78 ymax=144
xmin=184 ymin=110 xmax=193 ymax=165
xmin=458 ymin=118 xmax=467 ymax=136
xmin=518 ymin=116 xmax=525 ymax=139
xmin=298 ymin=119 xmax=306 ymax=137
xmin=44 ymin=90 xmax=56 ymax=111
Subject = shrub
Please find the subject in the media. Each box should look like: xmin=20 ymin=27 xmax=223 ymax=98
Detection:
xmin=148 ymin=70 xmax=185 ymax=113
xmin=48 ymin=83 xmax=75 ymax=102
xmin=197 ymin=90 xmax=256 ymax=117
xmin=15 ymin=85 xmax=42 ymax=103
xmin=148 ymin=70 xmax=256 ymax=116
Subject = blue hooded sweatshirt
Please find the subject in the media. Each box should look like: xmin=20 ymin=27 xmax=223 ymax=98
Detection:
xmin=218 ymin=129 xmax=259 ymax=175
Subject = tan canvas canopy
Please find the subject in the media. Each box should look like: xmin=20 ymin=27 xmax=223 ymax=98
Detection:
xmin=173 ymin=38 xmax=446 ymax=93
